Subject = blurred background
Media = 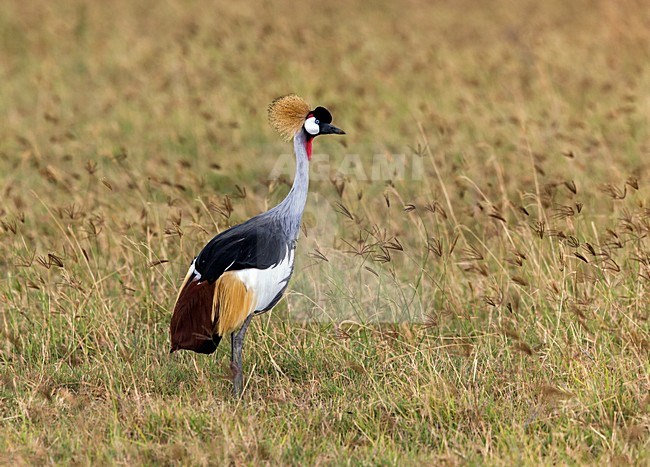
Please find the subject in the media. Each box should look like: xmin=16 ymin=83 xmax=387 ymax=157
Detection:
xmin=2 ymin=0 xmax=648 ymax=174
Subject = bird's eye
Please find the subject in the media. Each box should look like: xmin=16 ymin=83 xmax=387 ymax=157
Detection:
xmin=315 ymin=119 xmax=319 ymax=125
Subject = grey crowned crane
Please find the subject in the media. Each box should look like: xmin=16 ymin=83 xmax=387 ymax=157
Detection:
xmin=170 ymin=94 xmax=345 ymax=396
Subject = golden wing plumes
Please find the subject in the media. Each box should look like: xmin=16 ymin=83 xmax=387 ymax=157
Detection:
xmin=268 ymin=94 xmax=310 ymax=141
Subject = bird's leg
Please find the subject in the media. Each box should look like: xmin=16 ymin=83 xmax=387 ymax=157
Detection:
xmin=230 ymin=313 xmax=254 ymax=397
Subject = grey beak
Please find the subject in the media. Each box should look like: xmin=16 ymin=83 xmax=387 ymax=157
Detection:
xmin=321 ymin=123 xmax=346 ymax=135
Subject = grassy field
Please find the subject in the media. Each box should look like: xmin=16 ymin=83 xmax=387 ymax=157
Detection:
xmin=1 ymin=0 xmax=649 ymax=464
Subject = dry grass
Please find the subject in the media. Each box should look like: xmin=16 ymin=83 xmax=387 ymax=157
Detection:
xmin=1 ymin=0 xmax=649 ymax=464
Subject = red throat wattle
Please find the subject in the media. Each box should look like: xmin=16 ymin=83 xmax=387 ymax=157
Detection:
xmin=305 ymin=137 xmax=313 ymax=160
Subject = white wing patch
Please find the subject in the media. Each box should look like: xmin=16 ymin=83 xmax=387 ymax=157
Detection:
xmin=188 ymin=259 xmax=202 ymax=281
xmin=234 ymin=246 xmax=295 ymax=311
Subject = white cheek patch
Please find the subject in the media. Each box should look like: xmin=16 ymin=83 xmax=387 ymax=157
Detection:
xmin=304 ymin=116 xmax=319 ymax=135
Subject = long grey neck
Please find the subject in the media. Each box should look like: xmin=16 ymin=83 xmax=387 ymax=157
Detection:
xmin=268 ymin=130 xmax=310 ymax=239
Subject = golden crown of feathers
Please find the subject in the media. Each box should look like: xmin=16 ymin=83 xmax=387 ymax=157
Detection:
xmin=268 ymin=94 xmax=310 ymax=141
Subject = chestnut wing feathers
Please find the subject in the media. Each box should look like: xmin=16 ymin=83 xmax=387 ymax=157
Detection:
xmin=170 ymin=278 xmax=220 ymax=354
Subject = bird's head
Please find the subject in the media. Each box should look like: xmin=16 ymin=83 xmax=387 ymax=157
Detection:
xmin=303 ymin=106 xmax=345 ymax=138
xmin=268 ymin=94 xmax=345 ymax=159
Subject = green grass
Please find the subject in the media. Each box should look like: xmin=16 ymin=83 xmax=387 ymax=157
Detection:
xmin=1 ymin=0 xmax=649 ymax=464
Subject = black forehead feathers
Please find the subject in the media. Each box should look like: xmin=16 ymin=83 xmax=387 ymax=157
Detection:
xmin=311 ymin=106 xmax=332 ymax=124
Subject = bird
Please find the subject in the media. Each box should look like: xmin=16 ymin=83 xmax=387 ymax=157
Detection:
xmin=169 ymin=94 xmax=345 ymax=396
